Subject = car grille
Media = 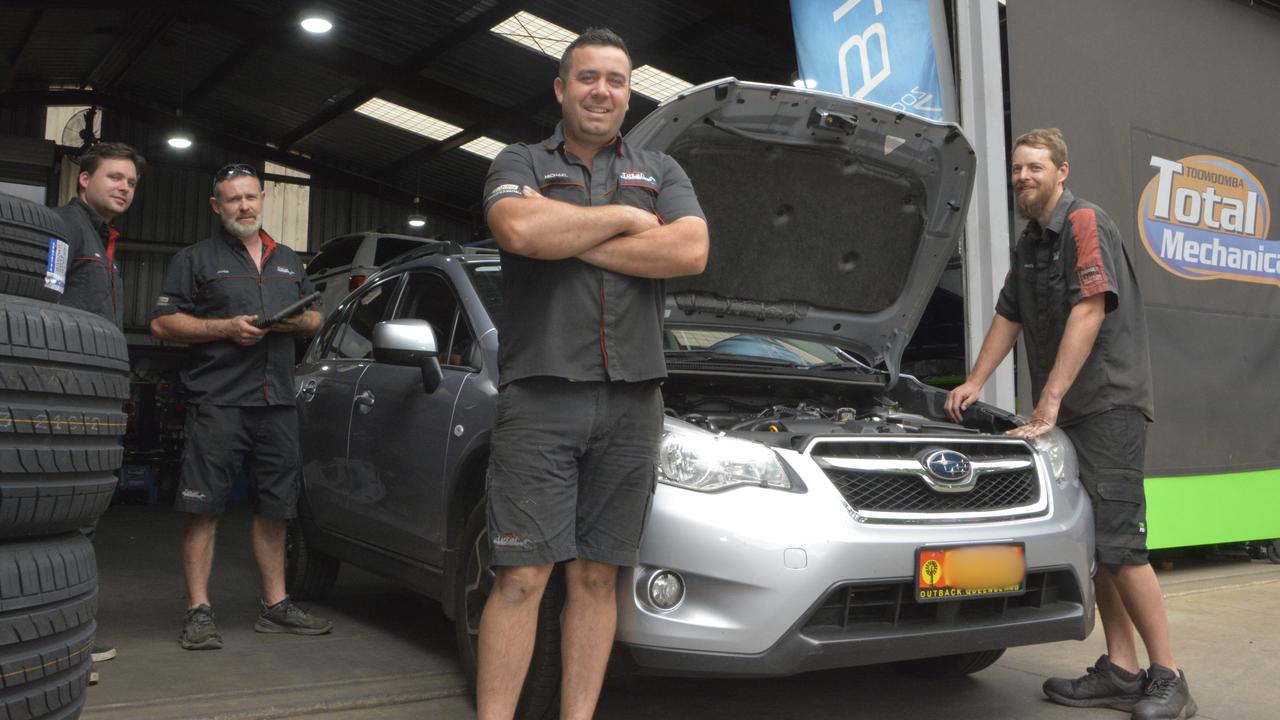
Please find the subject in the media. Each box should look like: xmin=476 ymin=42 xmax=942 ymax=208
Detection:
xmin=805 ymin=437 xmax=1045 ymax=520
xmin=827 ymin=468 xmax=1037 ymax=512
xmin=803 ymin=570 xmax=1081 ymax=633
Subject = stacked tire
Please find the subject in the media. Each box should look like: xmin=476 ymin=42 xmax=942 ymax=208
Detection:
xmin=1 ymin=194 xmax=128 ymax=720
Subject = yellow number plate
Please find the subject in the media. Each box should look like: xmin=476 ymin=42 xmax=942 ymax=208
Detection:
xmin=915 ymin=543 xmax=1026 ymax=603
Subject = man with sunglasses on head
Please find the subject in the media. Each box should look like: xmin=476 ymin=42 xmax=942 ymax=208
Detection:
xmin=151 ymin=162 xmax=330 ymax=651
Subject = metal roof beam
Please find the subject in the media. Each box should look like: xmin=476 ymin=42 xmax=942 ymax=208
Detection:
xmin=275 ymin=0 xmax=530 ymax=152
xmin=0 ymin=88 xmax=471 ymax=220
xmin=85 ymin=11 xmax=174 ymax=91
xmin=8 ymin=9 xmax=44 ymax=68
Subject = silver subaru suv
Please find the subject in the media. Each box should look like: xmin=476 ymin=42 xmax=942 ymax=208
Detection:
xmin=292 ymin=79 xmax=1094 ymax=720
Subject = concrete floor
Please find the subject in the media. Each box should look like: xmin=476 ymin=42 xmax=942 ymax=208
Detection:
xmin=84 ymin=503 xmax=1280 ymax=720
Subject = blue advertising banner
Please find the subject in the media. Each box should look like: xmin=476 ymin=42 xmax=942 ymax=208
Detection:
xmin=790 ymin=0 xmax=952 ymax=121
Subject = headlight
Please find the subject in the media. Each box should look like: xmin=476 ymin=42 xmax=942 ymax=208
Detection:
xmin=657 ymin=419 xmax=793 ymax=492
xmin=1032 ymin=428 xmax=1078 ymax=488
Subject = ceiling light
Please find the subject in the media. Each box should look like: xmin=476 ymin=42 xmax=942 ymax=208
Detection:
xmin=460 ymin=136 xmax=507 ymax=160
xmin=355 ymin=98 xmax=462 ymax=140
xmin=407 ymin=215 xmax=427 ymax=228
xmin=300 ymin=10 xmax=333 ymax=34
xmin=491 ymin=11 xmax=577 ymax=59
xmin=167 ymin=133 xmax=193 ymax=149
xmin=631 ymin=65 xmax=694 ymax=103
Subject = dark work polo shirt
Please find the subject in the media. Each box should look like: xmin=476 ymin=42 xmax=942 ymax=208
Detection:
xmin=995 ymin=188 xmax=1154 ymax=426
xmin=482 ymin=123 xmax=705 ymax=387
xmin=152 ymin=229 xmax=314 ymax=406
xmin=53 ymin=198 xmax=123 ymax=326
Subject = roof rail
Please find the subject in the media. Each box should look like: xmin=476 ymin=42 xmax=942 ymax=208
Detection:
xmin=382 ymin=239 xmax=466 ymax=268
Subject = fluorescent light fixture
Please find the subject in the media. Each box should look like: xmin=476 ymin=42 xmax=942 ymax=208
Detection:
xmin=356 ymin=98 xmax=505 ymax=160
xmin=167 ymin=132 xmax=192 ymax=149
xmin=300 ymin=10 xmax=333 ymax=34
xmin=631 ymin=65 xmax=693 ymax=103
xmin=460 ymin=136 xmax=506 ymax=160
xmin=491 ymin=11 xmax=576 ymax=59
xmin=355 ymin=98 xmax=463 ymax=141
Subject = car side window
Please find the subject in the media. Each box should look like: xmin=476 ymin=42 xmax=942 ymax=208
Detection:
xmin=307 ymin=235 xmax=362 ymax=275
xmin=393 ymin=271 xmax=477 ymax=368
xmin=331 ymin=276 xmax=399 ymax=360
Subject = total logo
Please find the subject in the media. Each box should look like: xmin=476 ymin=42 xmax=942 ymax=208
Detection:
xmin=1137 ymin=154 xmax=1275 ymax=286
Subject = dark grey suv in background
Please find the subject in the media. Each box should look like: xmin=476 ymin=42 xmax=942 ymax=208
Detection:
xmin=290 ymin=79 xmax=1094 ymax=720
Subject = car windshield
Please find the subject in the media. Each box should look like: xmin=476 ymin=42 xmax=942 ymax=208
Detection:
xmin=664 ymin=330 xmax=874 ymax=371
xmin=465 ymin=262 xmax=504 ymax=316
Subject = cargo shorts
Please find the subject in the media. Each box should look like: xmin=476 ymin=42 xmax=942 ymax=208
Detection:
xmin=1062 ymin=406 xmax=1150 ymax=567
xmin=174 ymin=404 xmax=301 ymax=519
xmin=485 ymin=377 xmax=663 ymax=567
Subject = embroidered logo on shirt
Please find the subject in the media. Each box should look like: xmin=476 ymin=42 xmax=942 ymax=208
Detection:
xmin=619 ymin=171 xmax=657 ymax=188
xmin=276 ymin=265 xmax=295 ymax=276
xmin=487 ymin=183 xmax=521 ymax=201
xmin=216 ymin=269 xmax=230 ymax=275
xmin=543 ymin=172 xmax=570 ymax=181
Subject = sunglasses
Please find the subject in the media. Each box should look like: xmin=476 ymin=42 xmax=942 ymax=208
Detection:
xmin=212 ymin=163 xmax=259 ymax=192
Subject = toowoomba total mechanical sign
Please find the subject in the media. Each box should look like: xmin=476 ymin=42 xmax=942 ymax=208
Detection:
xmin=1138 ymin=153 xmax=1275 ymax=285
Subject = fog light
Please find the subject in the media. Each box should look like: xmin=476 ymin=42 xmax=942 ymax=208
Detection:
xmin=647 ymin=570 xmax=685 ymax=610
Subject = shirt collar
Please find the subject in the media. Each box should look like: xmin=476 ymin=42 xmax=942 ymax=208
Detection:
xmin=1041 ymin=187 xmax=1076 ymax=236
xmin=71 ymin=197 xmax=111 ymax=235
xmin=539 ymin=122 xmax=626 ymax=158
xmin=219 ymin=228 xmax=278 ymax=252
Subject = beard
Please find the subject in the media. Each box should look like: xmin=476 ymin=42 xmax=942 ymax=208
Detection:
xmin=222 ymin=215 xmax=262 ymax=238
xmin=1014 ymin=185 xmax=1052 ymax=220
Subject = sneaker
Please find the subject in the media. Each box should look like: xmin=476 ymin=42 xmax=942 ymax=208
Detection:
xmin=254 ymin=596 xmax=333 ymax=635
xmin=179 ymin=604 xmax=223 ymax=650
xmin=90 ymin=643 xmax=117 ymax=662
xmin=1043 ymin=654 xmax=1147 ymax=711
xmin=1132 ymin=665 xmax=1197 ymax=720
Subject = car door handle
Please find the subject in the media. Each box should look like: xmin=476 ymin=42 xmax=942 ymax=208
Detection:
xmin=354 ymin=389 xmax=375 ymax=413
xmin=298 ymin=379 xmax=318 ymax=402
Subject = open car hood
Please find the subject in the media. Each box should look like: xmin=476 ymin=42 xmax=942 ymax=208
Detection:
xmin=626 ymin=79 xmax=975 ymax=383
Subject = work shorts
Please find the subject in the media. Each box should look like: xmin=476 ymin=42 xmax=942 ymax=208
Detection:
xmin=1062 ymin=406 xmax=1149 ymax=567
xmin=485 ymin=377 xmax=663 ymax=567
xmin=174 ymin=404 xmax=301 ymax=519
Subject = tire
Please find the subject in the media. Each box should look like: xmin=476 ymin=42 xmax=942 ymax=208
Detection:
xmin=0 ymin=533 xmax=97 ymax=720
xmin=895 ymin=648 xmax=1007 ymax=677
xmin=454 ymin=500 xmax=563 ymax=720
xmin=1267 ymin=540 xmax=1280 ymax=565
xmin=285 ymin=520 xmax=339 ymax=601
xmin=0 ymin=296 xmax=129 ymax=539
xmin=0 ymin=194 xmax=67 ymax=303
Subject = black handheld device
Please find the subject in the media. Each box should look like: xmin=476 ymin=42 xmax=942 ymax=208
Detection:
xmin=253 ymin=291 xmax=322 ymax=328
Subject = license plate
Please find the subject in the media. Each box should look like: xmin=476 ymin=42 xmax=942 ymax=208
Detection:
xmin=914 ymin=543 xmax=1026 ymax=603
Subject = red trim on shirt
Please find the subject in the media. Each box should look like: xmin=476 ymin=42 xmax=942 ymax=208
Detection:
xmin=1069 ymin=208 xmax=1112 ymax=298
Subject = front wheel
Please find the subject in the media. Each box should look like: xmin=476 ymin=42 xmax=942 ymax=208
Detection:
xmin=285 ymin=520 xmax=339 ymax=601
xmin=895 ymin=648 xmax=1007 ymax=677
xmin=453 ymin=499 xmax=563 ymax=720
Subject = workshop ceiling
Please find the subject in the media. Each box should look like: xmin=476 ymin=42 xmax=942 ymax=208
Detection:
xmin=0 ymin=0 xmax=799 ymax=221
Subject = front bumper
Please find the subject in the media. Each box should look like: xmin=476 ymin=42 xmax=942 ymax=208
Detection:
xmin=615 ymin=446 xmax=1095 ymax=677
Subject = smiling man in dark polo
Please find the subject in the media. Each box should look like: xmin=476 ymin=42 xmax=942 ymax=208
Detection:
xmin=476 ymin=27 xmax=709 ymax=720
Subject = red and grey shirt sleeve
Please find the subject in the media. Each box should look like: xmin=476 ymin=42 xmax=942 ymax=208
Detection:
xmin=654 ymin=154 xmax=705 ymax=223
xmin=1066 ymin=206 xmax=1120 ymax=312
xmin=482 ymin=144 xmax=538 ymax=217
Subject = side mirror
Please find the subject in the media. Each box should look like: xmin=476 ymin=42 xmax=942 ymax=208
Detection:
xmin=372 ymin=319 xmax=444 ymax=393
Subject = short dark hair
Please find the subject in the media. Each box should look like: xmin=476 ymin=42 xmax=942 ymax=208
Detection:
xmin=558 ymin=27 xmax=631 ymax=80
xmin=1014 ymin=128 xmax=1068 ymax=168
xmin=79 ymin=142 xmax=146 ymax=177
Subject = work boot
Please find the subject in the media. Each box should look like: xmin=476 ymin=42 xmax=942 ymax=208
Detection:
xmin=1132 ymin=664 xmax=1197 ymax=720
xmin=1043 ymin=654 xmax=1146 ymax=711
xmin=254 ymin=596 xmax=334 ymax=635
xmin=179 ymin=604 xmax=223 ymax=650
